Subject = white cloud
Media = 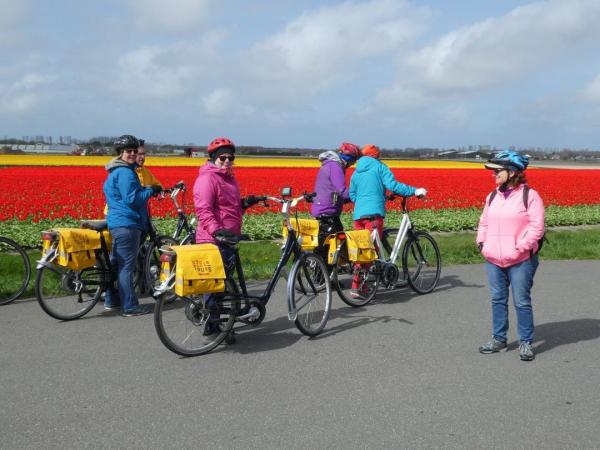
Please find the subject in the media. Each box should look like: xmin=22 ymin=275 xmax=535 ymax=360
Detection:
xmin=0 ymin=72 xmax=56 ymax=113
xmin=578 ymin=74 xmax=600 ymax=103
xmin=377 ymin=0 xmax=600 ymax=110
xmin=127 ymin=0 xmax=214 ymax=33
xmin=109 ymin=34 xmax=224 ymax=100
xmin=246 ymin=0 xmax=430 ymax=103
xmin=202 ymin=88 xmax=255 ymax=117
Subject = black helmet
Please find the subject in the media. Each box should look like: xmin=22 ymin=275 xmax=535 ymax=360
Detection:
xmin=113 ymin=134 xmax=140 ymax=154
xmin=138 ymin=138 xmax=145 ymax=147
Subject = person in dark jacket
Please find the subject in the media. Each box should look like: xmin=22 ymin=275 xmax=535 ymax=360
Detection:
xmin=103 ymin=134 xmax=161 ymax=316
xmin=311 ymin=142 xmax=361 ymax=258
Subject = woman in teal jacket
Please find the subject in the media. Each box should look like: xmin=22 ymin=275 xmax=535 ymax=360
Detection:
xmin=348 ymin=144 xmax=427 ymax=298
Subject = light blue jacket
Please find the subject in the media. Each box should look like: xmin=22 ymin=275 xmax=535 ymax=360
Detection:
xmin=103 ymin=158 xmax=153 ymax=231
xmin=349 ymin=156 xmax=416 ymax=220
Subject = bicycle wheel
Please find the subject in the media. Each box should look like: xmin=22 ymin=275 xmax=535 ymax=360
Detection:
xmin=35 ymin=264 xmax=104 ymax=320
xmin=144 ymin=235 xmax=179 ymax=298
xmin=0 ymin=237 xmax=31 ymax=305
xmin=331 ymin=240 xmax=378 ymax=307
xmin=402 ymin=231 xmax=441 ymax=294
xmin=154 ymin=280 xmax=238 ymax=356
xmin=288 ymin=253 xmax=331 ymax=336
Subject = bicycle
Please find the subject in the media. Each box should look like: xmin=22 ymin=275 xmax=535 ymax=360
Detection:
xmin=329 ymin=195 xmax=441 ymax=307
xmin=152 ymin=188 xmax=332 ymax=357
xmin=0 ymin=236 xmax=32 ymax=305
xmin=143 ymin=181 xmax=196 ymax=296
xmin=35 ymin=219 xmax=177 ymax=320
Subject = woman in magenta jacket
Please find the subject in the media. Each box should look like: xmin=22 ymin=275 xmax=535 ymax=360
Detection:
xmin=476 ymin=151 xmax=545 ymax=361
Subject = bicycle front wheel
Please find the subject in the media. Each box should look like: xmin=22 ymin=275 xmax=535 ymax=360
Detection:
xmin=288 ymin=253 xmax=331 ymax=336
xmin=331 ymin=240 xmax=378 ymax=307
xmin=402 ymin=231 xmax=441 ymax=294
xmin=35 ymin=265 xmax=103 ymax=320
xmin=154 ymin=280 xmax=238 ymax=357
xmin=144 ymin=235 xmax=179 ymax=298
xmin=0 ymin=237 xmax=31 ymax=305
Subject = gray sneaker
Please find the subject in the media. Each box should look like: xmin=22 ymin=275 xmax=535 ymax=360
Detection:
xmin=519 ymin=342 xmax=535 ymax=361
xmin=479 ymin=338 xmax=508 ymax=354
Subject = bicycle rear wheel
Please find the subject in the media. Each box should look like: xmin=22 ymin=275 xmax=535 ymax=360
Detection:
xmin=0 ymin=237 xmax=31 ymax=305
xmin=154 ymin=280 xmax=238 ymax=356
xmin=144 ymin=235 xmax=179 ymax=298
xmin=288 ymin=253 xmax=331 ymax=336
xmin=331 ymin=240 xmax=378 ymax=307
xmin=35 ymin=265 xmax=104 ymax=320
xmin=403 ymin=231 xmax=441 ymax=294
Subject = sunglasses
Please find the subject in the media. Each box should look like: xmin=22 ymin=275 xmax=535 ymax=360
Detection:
xmin=123 ymin=148 xmax=138 ymax=154
xmin=218 ymin=155 xmax=235 ymax=162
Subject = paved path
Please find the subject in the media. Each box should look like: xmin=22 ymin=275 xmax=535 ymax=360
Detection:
xmin=2 ymin=261 xmax=599 ymax=449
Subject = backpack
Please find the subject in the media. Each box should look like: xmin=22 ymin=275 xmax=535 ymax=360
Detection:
xmin=488 ymin=185 xmax=547 ymax=255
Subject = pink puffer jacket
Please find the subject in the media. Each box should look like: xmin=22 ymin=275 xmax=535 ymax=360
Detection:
xmin=476 ymin=184 xmax=545 ymax=268
xmin=193 ymin=162 xmax=242 ymax=244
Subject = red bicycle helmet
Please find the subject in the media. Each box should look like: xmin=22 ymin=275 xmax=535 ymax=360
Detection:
xmin=207 ymin=137 xmax=235 ymax=155
xmin=339 ymin=142 xmax=361 ymax=160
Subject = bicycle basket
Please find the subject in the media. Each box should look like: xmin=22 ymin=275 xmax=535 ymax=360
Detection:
xmin=282 ymin=218 xmax=319 ymax=250
xmin=48 ymin=228 xmax=111 ymax=270
xmin=345 ymin=230 xmax=377 ymax=263
xmin=171 ymin=244 xmax=226 ymax=296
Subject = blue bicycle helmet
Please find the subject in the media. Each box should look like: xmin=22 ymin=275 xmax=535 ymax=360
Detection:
xmin=485 ymin=150 xmax=529 ymax=171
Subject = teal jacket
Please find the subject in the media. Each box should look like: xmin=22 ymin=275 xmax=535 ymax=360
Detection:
xmin=103 ymin=158 xmax=153 ymax=231
xmin=349 ymin=156 xmax=416 ymax=220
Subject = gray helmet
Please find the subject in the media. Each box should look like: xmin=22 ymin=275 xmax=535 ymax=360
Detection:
xmin=113 ymin=135 xmax=140 ymax=154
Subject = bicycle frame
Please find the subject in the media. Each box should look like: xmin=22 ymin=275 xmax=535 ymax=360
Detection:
xmin=154 ymin=193 xmax=313 ymax=322
xmin=166 ymin=183 xmax=196 ymax=243
xmin=373 ymin=209 xmax=412 ymax=264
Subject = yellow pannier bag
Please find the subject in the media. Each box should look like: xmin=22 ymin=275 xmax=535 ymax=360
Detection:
xmin=325 ymin=235 xmax=346 ymax=265
xmin=52 ymin=228 xmax=112 ymax=270
xmin=282 ymin=218 xmax=319 ymax=250
xmin=172 ymin=244 xmax=226 ymax=296
xmin=345 ymin=229 xmax=377 ymax=263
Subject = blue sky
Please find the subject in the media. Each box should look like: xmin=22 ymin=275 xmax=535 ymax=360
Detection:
xmin=2 ymin=0 xmax=600 ymax=149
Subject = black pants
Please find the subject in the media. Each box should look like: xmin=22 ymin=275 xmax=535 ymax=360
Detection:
xmin=316 ymin=215 xmax=344 ymax=264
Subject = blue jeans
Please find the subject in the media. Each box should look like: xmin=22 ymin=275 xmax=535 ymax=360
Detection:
xmin=485 ymin=255 xmax=539 ymax=344
xmin=104 ymin=227 xmax=142 ymax=312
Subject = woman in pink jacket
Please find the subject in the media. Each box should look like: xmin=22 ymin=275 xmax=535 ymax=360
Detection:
xmin=193 ymin=137 xmax=244 ymax=337
xmin=476 ymin=151 xmax=545 ymax=361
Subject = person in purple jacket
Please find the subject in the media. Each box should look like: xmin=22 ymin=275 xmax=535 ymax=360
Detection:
xmin=310 ymin=142 xmax=361 ymax=261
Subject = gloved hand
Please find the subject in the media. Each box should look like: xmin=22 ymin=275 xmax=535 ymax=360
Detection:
xmin=241 ymin=195 xmax=261 ymax=210
xmin=414 ymin=188 xmax=427 ymax=198
xmin=213 ymin=229 xmax=236 ymax=239
xmin=151 ymin=185 xmax=163 ymax=196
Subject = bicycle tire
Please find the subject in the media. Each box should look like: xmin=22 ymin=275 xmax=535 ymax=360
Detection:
xmin=35 ymin=264 xmax=104 ymax=320
xmin=331 ymin=240 xmax=378 ymax=307
xmin=0 ymin=237 xmax=31 ymax=305
xmin=154 ymin=280 xmax=238 ymax=357
xmin=143 ymin=235 xmax=179 ymax=298
xmin=402 ymin=231 xmax=441 ymax=294
xmin=288 ymin=253 xmax=331 ymax=336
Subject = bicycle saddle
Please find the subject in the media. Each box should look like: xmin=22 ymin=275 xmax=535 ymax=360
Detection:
xmin=80 ymin=220 xmax=108 ymax=232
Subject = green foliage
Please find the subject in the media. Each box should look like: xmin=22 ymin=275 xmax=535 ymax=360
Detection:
xmin=3 ymin=204 xmax=600 ymax=249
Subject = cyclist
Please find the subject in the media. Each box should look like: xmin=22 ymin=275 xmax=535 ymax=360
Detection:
xmin=348 ymin=144 xmax=427 ymax=298
xmin=135 ymin=139 xmax=163 ymax=188
xmin=477 ymin=150 xmax=545 ymax=361
xmin=193 ymin=137 xmax=260 ymax=336
xmin=311 ymin=142 xmax=361 ymax=262
xmin=103 ymin=135 xmax=162 ymax=316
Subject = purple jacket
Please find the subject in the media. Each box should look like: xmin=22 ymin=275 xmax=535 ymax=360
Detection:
xmin=310 ymin=151 xmax=349 ymax=217
xmin=193 ymin=162 xmax=243 ymax=244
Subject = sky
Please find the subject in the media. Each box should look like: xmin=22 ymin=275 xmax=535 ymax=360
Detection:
xmin=2 ymin=0 xmax=600 ymax=149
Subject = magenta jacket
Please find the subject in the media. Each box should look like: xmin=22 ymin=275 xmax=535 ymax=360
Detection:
xmin=193 ymin=162 xmax=243 ymax=244
xmin=476 ymin=184 xmax=545 ymax=268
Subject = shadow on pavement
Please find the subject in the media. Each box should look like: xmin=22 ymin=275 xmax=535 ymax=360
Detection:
xmin=532 ymin=318 xmax=600 ymax=355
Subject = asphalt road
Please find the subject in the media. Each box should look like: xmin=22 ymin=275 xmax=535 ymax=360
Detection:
xmin=2 ymin=260 xmax=599 ymax=449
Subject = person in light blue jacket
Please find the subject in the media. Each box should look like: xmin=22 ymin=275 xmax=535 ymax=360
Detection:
xmin=103 ymin=134 xmax=161 ymax=316
xmin=347 ymin=144 xmax=427 ymax=298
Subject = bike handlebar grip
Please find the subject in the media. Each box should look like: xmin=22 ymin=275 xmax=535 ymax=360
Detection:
xmin=175 ymin=180 xmax=185 ymax=189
